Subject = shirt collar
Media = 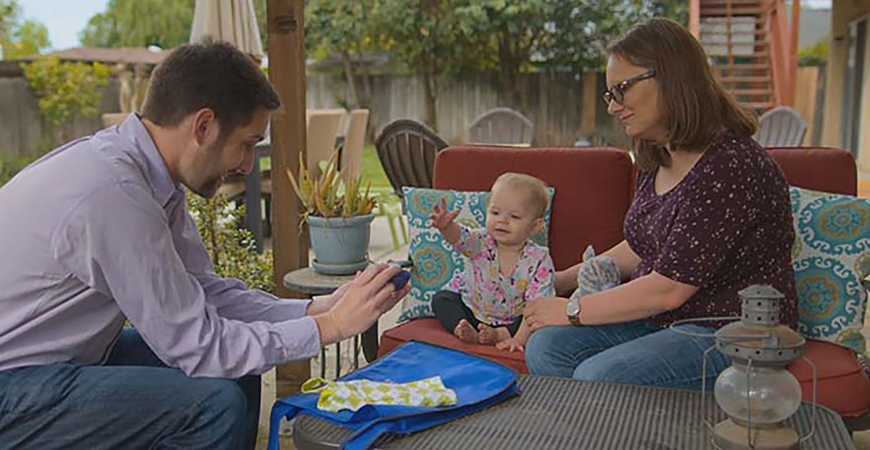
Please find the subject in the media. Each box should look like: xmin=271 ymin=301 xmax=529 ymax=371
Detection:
xmin=118 ymin=114 xmax=182 ymax=208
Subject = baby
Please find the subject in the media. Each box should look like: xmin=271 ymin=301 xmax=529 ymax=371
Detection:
xmin=430 ymin=172 xmax=555 ymax=351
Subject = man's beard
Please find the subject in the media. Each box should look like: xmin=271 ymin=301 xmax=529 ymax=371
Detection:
xmin=187 ymin=140 xmax=225 ymax=198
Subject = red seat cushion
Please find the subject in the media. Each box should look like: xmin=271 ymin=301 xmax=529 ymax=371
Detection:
xmin=381 ymin=320 xmax=870 ymax=417
xmin=379 ymin=318 xmax=528 ymax=374
xmin=788 ymin=339 xmax=870 ymax=417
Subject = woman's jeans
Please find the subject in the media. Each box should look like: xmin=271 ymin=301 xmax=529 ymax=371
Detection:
xmin=525 ymin=320 xmax=732 ymax=389
xmin=0 ymin=328 xmax=260 ymax=450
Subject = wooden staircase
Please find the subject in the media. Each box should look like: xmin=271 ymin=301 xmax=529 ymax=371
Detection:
xmin=690 ymin=0 xmax=800 ymax=112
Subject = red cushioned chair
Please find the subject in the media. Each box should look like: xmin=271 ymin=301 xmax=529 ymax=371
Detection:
xmin=376 ymin=145 xmax=870 ymax=430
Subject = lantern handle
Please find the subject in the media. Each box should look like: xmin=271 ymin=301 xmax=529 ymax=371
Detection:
xmin=799 ymin=355 xmax=817 ymax=444
xmin=701 ymin=344 xmax=718 ymax=433
xmin=668 ymin=316 xmax=741 ymax=338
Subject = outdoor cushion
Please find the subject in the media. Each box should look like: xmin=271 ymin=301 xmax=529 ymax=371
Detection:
xmin=790 ymin=187 xmax=870 ymax=354
xmin=379 ymin=318 xmax=528 ymax=374
xmin=788 ymin=339 xmax=870 ymax=418
xmin=397 ymin=186 xmax=553 ymax=322
xmin=768 ymin=147 xmax=857 ymax=196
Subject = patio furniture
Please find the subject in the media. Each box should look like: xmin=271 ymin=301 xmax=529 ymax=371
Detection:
xmin=290 ymin=375 xmax=854 ymax=449
xmin=753 ymin=106 xmax=808 ymax=147
xmin=374 ymin=144 xmax=870 ymax=429
xmin=283 ymin=266 xmax=380 ymax=375
xmin=338 ymin=109 xmax=369 ymax=180
xmin=375 ymin=119 xmax=449 ymax=201
xmin=467 ymin=107 xmax=534 ymax=145
xmin=305 ymin=109 xmax=346 ymax=178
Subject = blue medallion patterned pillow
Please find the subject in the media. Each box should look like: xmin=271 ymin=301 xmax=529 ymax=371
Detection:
xmin=398 ymin=187 xmax=555 ymax=322
xmin=790 ymin=187 xmax=870 ymax=354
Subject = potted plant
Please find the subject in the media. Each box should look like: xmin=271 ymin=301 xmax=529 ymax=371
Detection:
xmin=286 ymin=150 xmax=377 ymax=275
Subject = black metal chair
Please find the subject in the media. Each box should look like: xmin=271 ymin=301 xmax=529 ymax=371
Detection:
xmin=375 ymin=119 xmax=449 ymax=201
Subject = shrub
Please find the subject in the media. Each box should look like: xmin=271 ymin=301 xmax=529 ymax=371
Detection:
xmin=187 ymin=193 xmax=275 ymax=293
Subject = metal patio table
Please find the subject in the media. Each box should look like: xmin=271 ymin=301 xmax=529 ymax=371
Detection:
xmin=290 ymin=375 xmax=854 ymax=449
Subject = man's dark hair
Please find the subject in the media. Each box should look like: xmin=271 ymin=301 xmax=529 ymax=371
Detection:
xmin=141 ymin=41 xmax=280 ymax=139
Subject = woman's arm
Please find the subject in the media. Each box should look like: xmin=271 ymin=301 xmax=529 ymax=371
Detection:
xmin=554 ymin=240 xmax=641 ymax=295
xmin=525 ymin=270 xmax=697 ymax=328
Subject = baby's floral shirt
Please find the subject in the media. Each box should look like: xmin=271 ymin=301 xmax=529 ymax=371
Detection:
xmin=447 ymin=227 xmax=555 ymax=325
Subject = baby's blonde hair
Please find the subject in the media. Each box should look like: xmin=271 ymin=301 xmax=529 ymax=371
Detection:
xmin=492 ymin=172 xmax=549 ymax=218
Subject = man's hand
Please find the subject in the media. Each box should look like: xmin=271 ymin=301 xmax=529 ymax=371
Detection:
xmin=524 ymin=296 xmax=571 ymax=331
xmin=429 ymin=198 xmax=459 ymax=232
xmin=306 ymin=280 xmax=352 ymax=316
xmin=314 ymin=264 xmax=410 ymax=345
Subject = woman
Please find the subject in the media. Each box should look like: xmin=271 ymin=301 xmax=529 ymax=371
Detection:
xmin=522 ymin=17 xmax=797 ymax=389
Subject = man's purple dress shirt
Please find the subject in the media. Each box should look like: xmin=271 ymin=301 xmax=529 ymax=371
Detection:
xmin=0 ymin=115 xmax=321 ymax=378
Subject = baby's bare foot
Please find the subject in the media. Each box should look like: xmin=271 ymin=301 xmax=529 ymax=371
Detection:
xmin=454 ymin=319 xmax=479 ymax=343
xmin=477 ymin=324 xmax=511 ymax=345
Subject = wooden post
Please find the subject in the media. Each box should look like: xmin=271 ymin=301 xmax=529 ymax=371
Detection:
xmin=579 ymin=72 xmax=597 ymax=141
xmin=688 ymin=0 xmax=700 ymax=38
xmin=267 ymin=0 xmax=311 ymax=398
xmin=789 ymin=0 xmax=801 ymax=107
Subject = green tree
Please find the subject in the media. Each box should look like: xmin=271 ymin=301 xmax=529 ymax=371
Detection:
xmin=80 ymin=0 xmax=268 ymax=51
xmin=453 ymin=0 xmax=676 ymax=109
xmin=799 ymin=37 xmax=828 ymax=67
xmin=378 ymin=0 xmax=464 ymax=130
xmin=79 ymin=0 xmax=195 ymax=49
xmin=187 ymin=193 xmax=275 ymax=293
xmin=21 ymin=56 xmax=111 ymax=143
xmin=306 ymin=0 xmax=381 ymax=110
xmin=0 ymin=0 xmax=50 ymax=59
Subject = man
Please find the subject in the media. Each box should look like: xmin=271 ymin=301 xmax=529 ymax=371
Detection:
xmin=0 ymin=42 xmax=407 ymax=449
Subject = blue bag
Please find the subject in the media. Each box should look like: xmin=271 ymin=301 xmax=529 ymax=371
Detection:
xmin=268 ymin=341 xmax=519 ymax=450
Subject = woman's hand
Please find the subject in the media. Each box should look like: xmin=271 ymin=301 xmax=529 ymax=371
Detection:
xmin=524 ymin=297 xmax=571 ymax=330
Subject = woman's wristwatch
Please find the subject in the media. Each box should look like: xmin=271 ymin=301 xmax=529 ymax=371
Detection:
xmin=566 ymin=298 xmax=582 ymax=326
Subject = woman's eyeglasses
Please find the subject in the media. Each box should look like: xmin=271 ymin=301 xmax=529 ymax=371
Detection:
xmin=601 ymin=69 xmax=656 ymax=106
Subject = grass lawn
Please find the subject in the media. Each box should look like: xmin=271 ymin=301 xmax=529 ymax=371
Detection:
xmin=260 ymin=144 xmax=390 ymax=190
xmin=361 ymin=144 xmax=391 ymax=189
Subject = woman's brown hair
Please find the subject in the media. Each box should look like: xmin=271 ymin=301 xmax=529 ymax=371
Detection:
xmin=607 ymin=17 xmax=758 ymax=171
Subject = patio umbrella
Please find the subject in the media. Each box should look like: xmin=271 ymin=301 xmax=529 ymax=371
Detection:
xmin=190 ymin=0 xmax=264 ymax=61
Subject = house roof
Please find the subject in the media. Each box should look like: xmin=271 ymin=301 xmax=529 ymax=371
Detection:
xmin=21 ymin=47 xmax=169 ymax=66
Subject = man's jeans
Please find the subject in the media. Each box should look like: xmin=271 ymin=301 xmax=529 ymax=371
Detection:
xmin=0 ymin=329 xmax=261 ymax=449
xmin=525 ymin=321 xmax=732 ymax=389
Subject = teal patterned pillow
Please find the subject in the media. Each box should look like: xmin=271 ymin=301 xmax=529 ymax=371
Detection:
xmin=790 ymin=187 xmax=870 ymax=354
xmin=398 ymin=187 xmax=554 ymax=322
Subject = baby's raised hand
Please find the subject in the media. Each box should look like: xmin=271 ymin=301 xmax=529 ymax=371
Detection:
xmin=429 ymin=198 xmax=460 ymax=232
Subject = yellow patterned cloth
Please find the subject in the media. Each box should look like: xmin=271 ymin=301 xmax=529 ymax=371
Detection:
xmin=301 ymin=376 xmax=458 ymax=412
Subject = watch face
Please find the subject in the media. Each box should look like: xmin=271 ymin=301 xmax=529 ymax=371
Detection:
xmin=566 ymin=299 xmax=580 ymax=316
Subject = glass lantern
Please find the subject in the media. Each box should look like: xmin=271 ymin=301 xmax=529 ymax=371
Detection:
xmin=707 ymin=285 xmax=812 ymax=450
